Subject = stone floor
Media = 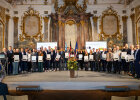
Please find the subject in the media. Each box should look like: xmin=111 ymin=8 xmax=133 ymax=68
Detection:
xmin=2 ymin=71 xmax=140 ymax=90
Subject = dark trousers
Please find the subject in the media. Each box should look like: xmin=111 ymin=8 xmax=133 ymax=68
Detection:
xmin=134 ymin=61 xmax=140 ymax=78
xmin=38 ymin=62 xmax=43 ymax=72
xmin=21 ymin=61 xmax=27 ymax=72
xmin=116 ymin=61 xmax=121 ymax=74
xmin=107 ymin=61 xmax=112 ymax=73
xmin=122 ymin=59 xmax=127 ymax=72
xmin=90 ymin=61 xmax=94 ymax=71
xmin=8 ymin=61 xmax=13 ymax=74
xmin=113 ymin=61 xmax=117 ymax=73
xmin=47 ymin=60 xmax=51 ymax=70
xmin=95 ymin=61 xmax=100 ymax=71
xmin=84 ymin=62 xmax=89 ymax=71
xmin=130 ymin=61 xmax=135 ymax=75
xmin=55 ymin=61 xmax=60 ymax=71
xmin=27 ymin=62 xmax=32 ymax=72
xmin=101 ymin=60 xmax=106 ymax=71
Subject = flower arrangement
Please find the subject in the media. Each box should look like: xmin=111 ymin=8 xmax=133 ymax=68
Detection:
xmin=67 ymin=57 xmax=78 ymax=70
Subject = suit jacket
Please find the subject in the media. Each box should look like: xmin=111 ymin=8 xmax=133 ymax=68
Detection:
xmin=7 ymin=50 xmax=13 ymax=62
xmin=94 ymin=52 xmax=101 ymax=61
xmin=0 ymin=82 xmax=9 ymax=100
xmin=134 ymin=49 xmax=140 ymax=62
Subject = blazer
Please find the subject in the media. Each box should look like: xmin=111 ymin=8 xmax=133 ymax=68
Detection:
xmin=0 ymin=82 xmax=9 ymax=100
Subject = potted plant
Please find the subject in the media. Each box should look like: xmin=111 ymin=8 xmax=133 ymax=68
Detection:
xmin=67 ymin=57 xmax=78 ymax=78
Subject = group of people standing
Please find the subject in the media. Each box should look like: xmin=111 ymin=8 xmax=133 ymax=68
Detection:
xmin=0 ymin=44 xmax=140 ymax=79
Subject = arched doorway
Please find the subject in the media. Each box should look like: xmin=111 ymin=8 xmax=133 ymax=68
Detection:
xmin=65 ymin=20 xmax=77 ymax=49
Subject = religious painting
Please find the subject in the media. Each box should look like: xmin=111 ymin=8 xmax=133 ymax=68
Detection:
xmin=20 ymin=7 xmax=43 ymax=42
xmin=24 ymin=16 xmax=39 ymax=36
xmin=103 ymin=15 xmax=117 ymax=35
xmin=99 ymin=7 xmax=121 ymax=41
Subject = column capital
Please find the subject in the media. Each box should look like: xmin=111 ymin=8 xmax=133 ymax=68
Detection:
xmin=13 ymin=17 xmax=19 ymax=23
xmin=130 ymin=14 xmax=135 ymax=22
xmin=43 ymin=17 xmax=49 ymax=23
xmin=122 ymin=16 xmax=128 ymax=22
xmin=93 ymin=16 xmax=98 ymax=23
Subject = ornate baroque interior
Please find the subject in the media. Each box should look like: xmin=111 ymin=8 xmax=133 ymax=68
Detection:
xmin=0 ymin=0 xmax=140 ymax=51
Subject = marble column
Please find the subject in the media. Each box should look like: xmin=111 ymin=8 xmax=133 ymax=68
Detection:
xmin=58 ymin=20 xmax=62 ymax=49
xmin=8 ymin=17 xmax=14 ymax=48
xmin=122 ymin=16 xmax=128 ymax=45
xmin=80 ymin=20 xmax=85 ymax=49
xmin=13 ymin=17 xmax=19 ymax=48
xmin=127 ymin=17 xmax=133 ymax=46
xmin=43 ymin=17 xmax=49 ymax=42
xmin=130 ymin=14 xmax=136 ymax=45
xmin=62 ymin=22 xmax=65 ymax=49
xmin=5 ymin=15 xmax=10 ymax=49
xmin=77 ymin=22 xmax=81 ymax=49
xmin=93 ymin=16 xmax=98 ymax=41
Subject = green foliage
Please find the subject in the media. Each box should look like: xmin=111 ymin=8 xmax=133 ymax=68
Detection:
xmin=67 ymin=60 xmax=78 ymax=70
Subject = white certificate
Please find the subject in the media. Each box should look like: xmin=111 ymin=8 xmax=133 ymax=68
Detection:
xmin=89 ymin=55 xmax=94 ymax=61
xmin=128 ymin=55 xmax=134 ymax=61
xmin=47 ymin=54 xmax=51 ymax=60
xmin=56 ymin=55 xmax=61 ymax=59
xmin=14 ymin=55 xmax=19 ymax=62
xmin=65 ymin=53 xmax=69 ymax=58
xmin=79 ymin=54 xmax=83 ymax=60
xmin=102 ymin=54 xmax=106 ymax=59
xmin=28 ymin=54 xmax=31 ymax=62
xmin=32 ymin=56 xmax=36 ymax=62
xmin=38 ymin=56 xmax=43 ymax=62
xmin=70 ymin=54 xmax=74 ymax=57
xmin=121 ymin=52 xmax=127 ymax=59
xmin=23 ymin=55 xmax=27 ymax=61
xmin=84 ymin=56 xmax=89 ymax=62
xmin=113 ymin=53 xmax=119 ymax=61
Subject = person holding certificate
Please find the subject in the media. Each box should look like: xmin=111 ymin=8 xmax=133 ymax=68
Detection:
xmin=47 ymin=46 xmax=51 ymax=71
xmin=64 ymin=48 xmax=69 ymax=69
xmin=106 ymin=48 xmax=113 ymax=73
xmin=27 ymin=50 xmax=32 ymax=72
xmin=78 ymin=50 xmax=84 ymax=70
xmin=55 ymin=50 xmax=60 ymax=71
xmin=134 ymin=45 xmax=140 ymax=79
xmin=50 ymin=49 xmax=55 ymax=71
xmin=60 ymin=48 xmax=65 ymax=71
xmin=31 ymin=49 xmax=38 ymax=72
xmin=127 ymin=45 xmax=135 ymax=76
xmin=20 ymin=48 xmax=27 ymax=73
xmin=94 ymin=49 xmax=101 ymax=71
xmin=89 ymin=50 xmax=94 ymax=71
xmin=43 ymin=47 xmax=48 ymax=72
xmin=84 ymin=50 xmax=89 ymax=71
xmin=13 ymin=49 xmax=20 ymax=75
xmin=101 ymin=48 xmax=107 ymax=72
xmin=122 ymin=44 xmax=130 ymax=74
xmin=7 ymin=46 xmax=14 ymax=75
xmin=115 ymin=46 xmax=122 ymax=74
xmin=38 ymin=50 xmax=43 ymax=72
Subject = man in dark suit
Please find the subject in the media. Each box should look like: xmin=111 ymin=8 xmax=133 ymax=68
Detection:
xmin=134 ymin=45 xmax=140 ymax=79
xmin=7 ymin=46 xmax=14 ymax=75
xmin=100 ymin=48 xmax=107 ymax=72
xmin=94 ymin=49 xmax=101 ymax=71
xmin=60 ymin=48 xmax=65 ymax=71
xmin=0 ymin=82 xmax=9 ymax=100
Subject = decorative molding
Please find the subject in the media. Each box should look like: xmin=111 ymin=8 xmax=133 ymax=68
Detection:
xmin=99 ymin=6 xmax=122 ymax=40
xmin=93 ymin=16 xmax=98 ymax=23
xmin=19 ymin=7 xmax=43 ymax=42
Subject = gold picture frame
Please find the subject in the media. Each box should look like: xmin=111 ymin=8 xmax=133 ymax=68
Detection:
xmin=20 ymin=7 xmax=43 ymax=41
xmin=99 ymin=7 xmax=122 ymax=40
